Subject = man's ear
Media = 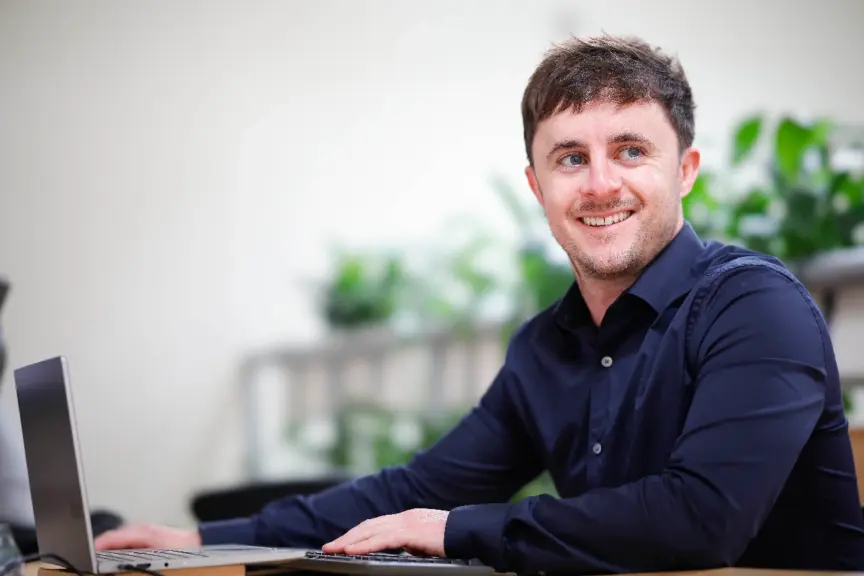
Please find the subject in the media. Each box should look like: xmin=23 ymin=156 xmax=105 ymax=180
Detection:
xmin=525 ymin=164 xmax=544 ymax=208
xmin=678 ymin=147 xmax=701 ymax=199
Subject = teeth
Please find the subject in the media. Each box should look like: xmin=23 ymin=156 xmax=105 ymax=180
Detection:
xmin=581 ymin=211 xmax=632 ymax=227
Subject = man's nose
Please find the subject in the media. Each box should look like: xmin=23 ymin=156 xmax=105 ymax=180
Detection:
xmin=584 ymin=158 xmax=622 ymax=199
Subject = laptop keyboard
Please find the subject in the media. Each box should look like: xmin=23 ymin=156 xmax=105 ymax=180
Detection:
xmin=97 ymin=544 xmax=277 ymax=563
xmin=97 ymin=549 xmax=209 ymax=562
xmin=304 ymin=551 xmax=478 ymax=566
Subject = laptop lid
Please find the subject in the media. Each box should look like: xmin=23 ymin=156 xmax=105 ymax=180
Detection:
xmin=14 ymin=356 xmax=98 ymax=573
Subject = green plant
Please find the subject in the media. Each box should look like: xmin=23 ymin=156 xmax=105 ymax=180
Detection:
xmin=324 ymin=403 xmax=463 ymax=472
xmin=320 ymin=251 xmax=407 ymax=328
xmin=400 ymin=229 xmax=502 ymax=335
xmin=683 ymin=114 xmax=864 ymax=261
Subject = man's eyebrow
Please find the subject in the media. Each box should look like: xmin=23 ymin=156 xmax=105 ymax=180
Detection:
xmin=545 ymin=133 xmax=654 ymax=162
xmin=545 ymin=139 xmax=586 ymax=161
xmin=609 ymin=132 xmax=652 ymax=145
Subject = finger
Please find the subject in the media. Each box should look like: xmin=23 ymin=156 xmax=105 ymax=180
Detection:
xmin=324 ymin=516 xmax=396 ymax=551
xmin=93 ymin=531 xmax=115 ymax=550
xmin=343 ymin=533 xmax=405 ymax=556
xmin=94 ymin=529 xmax=147 ymax=550
xmin=324 ymin=526 xmax=373 ymax=551
xmin=94 ymin=529 xmax=127 ymax=550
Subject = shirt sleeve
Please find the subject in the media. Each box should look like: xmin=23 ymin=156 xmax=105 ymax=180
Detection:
xmin=444 ymin=264 xmax=830 ymax=574
xmin=199 ymin=361 xmax=543 ymax=549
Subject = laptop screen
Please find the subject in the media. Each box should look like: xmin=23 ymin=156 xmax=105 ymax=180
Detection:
xmin=14 ymin=356 xmax=98 ymax=573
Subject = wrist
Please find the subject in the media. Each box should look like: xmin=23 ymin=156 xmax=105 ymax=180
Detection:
xmin=444 ymin=503 xmax=512 ymax=569
xmin=198 ymin=517 xmax=258 ymax=546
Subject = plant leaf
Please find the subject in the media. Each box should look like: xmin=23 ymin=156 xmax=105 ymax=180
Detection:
xmin=810 ymin=118 xmax=833 ymax=147
xmin=682 ymin=172 xmax=722 ymax=238
xmin=725 ymin=188 xmax=772 ymax=240
xmin=732 ymin=115 xmax=762 ymax=165
xmin=519 ymin=247 xmax=573 ymax=312
xmin=688 ymin=172 xmax=718 ymax=208
xmin=775 ymin=117 xmax=814 ymax=182
xmin=780 ymin=189 xmax=821 ymax=259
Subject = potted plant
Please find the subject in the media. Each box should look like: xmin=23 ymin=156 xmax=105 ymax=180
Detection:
xmin=683 ymin=113 xmax=864 ymax=262
xmin=318 ymin=250 xmax=407 ymax=338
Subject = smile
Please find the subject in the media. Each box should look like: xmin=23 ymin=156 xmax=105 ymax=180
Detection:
xmin=580 ymin=211 xmax=633 ymax=227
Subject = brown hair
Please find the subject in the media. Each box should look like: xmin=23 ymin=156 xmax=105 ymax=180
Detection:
xmin=521 ymin=34 xmax=695 ymax=164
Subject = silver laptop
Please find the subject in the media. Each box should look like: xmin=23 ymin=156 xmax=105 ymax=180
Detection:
xmin=13 ymin=355 xmax=308 ymax=574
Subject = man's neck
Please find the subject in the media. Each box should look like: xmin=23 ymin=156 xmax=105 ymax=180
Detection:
xmin=575 ymin=272 xmax=639 ymax=327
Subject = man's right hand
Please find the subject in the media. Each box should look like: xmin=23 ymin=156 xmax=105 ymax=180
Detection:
xmin=94 ymin=524 xmax=201 ymax=550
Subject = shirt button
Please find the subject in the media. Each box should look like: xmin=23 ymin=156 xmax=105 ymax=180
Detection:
xmin=592 ymin=442 xmax=602 ymax=455
xmin=600 ymin=355 xmax=613 ymax=367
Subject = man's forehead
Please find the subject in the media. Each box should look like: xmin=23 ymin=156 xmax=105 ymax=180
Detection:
xmin=540 ymin=101 xmax=665 ymax=135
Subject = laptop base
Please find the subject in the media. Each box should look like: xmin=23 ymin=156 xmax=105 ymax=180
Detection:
xmin=38 ymin=561 xmax=244 ymax=576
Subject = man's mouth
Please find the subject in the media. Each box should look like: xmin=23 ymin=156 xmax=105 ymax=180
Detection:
xmin=579 ymin=210 xmax=634 ymax=227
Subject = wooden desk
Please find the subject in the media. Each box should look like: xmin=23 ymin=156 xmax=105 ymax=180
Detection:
xmin=850 ymin=427 xmax=864 ymax=504
xmin=21 ymin=565 xmax=864 ymax=576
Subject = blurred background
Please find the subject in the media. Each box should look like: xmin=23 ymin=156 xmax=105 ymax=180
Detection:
xmin=1 ymin=0 xmax=863 ymax=534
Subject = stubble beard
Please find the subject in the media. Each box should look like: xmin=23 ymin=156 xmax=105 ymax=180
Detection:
xmin=565 ymin=224 xmax=647 ymax=281
xmin=558 ymin=199 xmax=680 ymax=282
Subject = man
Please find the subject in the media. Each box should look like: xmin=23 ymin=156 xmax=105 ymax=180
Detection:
xmin=95 ymin=35 xmax=864 ymax=573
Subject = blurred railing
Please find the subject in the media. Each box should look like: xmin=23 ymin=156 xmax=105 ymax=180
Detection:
xmin=240 ymin=321 xmax=508 ymax=480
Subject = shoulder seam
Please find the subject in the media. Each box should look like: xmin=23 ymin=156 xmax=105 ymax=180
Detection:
xmin=686 ymin=255 xmax=828 ymax=373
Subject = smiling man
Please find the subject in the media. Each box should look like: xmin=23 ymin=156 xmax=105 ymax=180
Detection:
xmin=95 ymin=35 xmax=864 ymax=573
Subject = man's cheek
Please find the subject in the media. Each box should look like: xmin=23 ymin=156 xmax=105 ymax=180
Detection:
xmin=550 ymin=203 xmax=575 ymax=224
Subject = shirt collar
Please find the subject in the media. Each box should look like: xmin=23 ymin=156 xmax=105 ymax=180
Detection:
xmin=625 ymin=221 xmax=706 ymax=314
xmin=554 ymin=221 xmax=706 ymax=328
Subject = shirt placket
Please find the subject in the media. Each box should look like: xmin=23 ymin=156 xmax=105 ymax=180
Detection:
xmin=586 ymin=351 xmax=613 ymax=487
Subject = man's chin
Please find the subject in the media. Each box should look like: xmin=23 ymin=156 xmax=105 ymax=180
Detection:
xmin=576 ymin=249 xmax=641 ymax=279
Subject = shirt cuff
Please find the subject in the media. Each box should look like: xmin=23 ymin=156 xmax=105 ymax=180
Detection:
xmin=444 ymin=503 xmax=511 ymax=570
xmin=198 ymin=517 xmax=258 ymax=546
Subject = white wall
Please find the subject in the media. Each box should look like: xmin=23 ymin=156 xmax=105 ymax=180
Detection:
xmin=1 ymin=0 xmax=863 ymax=527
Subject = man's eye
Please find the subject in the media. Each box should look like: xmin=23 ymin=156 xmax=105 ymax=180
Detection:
xmin=560 ymin=154 xmax=584 ymax=167
xmin=619 ymin=146 xmax=644 ymax=160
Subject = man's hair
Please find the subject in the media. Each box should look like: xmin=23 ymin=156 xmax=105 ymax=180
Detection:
xmin=521 ymin=34 xmax=695 ymax=164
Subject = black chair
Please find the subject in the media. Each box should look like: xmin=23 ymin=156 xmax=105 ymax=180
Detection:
xmin=190 ymin=475 xmax=351 ymax=522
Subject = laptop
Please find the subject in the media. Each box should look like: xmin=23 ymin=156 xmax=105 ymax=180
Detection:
xmin=14 ymin=356 xmax=502 ymax=575
xmin=13 ymin=356 xmax=308 ymax=574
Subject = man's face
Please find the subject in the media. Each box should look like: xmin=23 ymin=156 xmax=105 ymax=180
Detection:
xmin=525 ymin=100 xmax=699 ymax=280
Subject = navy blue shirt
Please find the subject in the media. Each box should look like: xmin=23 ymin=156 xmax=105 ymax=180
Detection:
xmin=200 ymin=223 xmax=864 ymax=574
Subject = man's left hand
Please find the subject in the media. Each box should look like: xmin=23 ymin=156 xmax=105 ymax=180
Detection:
xmin=322 ymin=509 xmax=449 ymax=557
